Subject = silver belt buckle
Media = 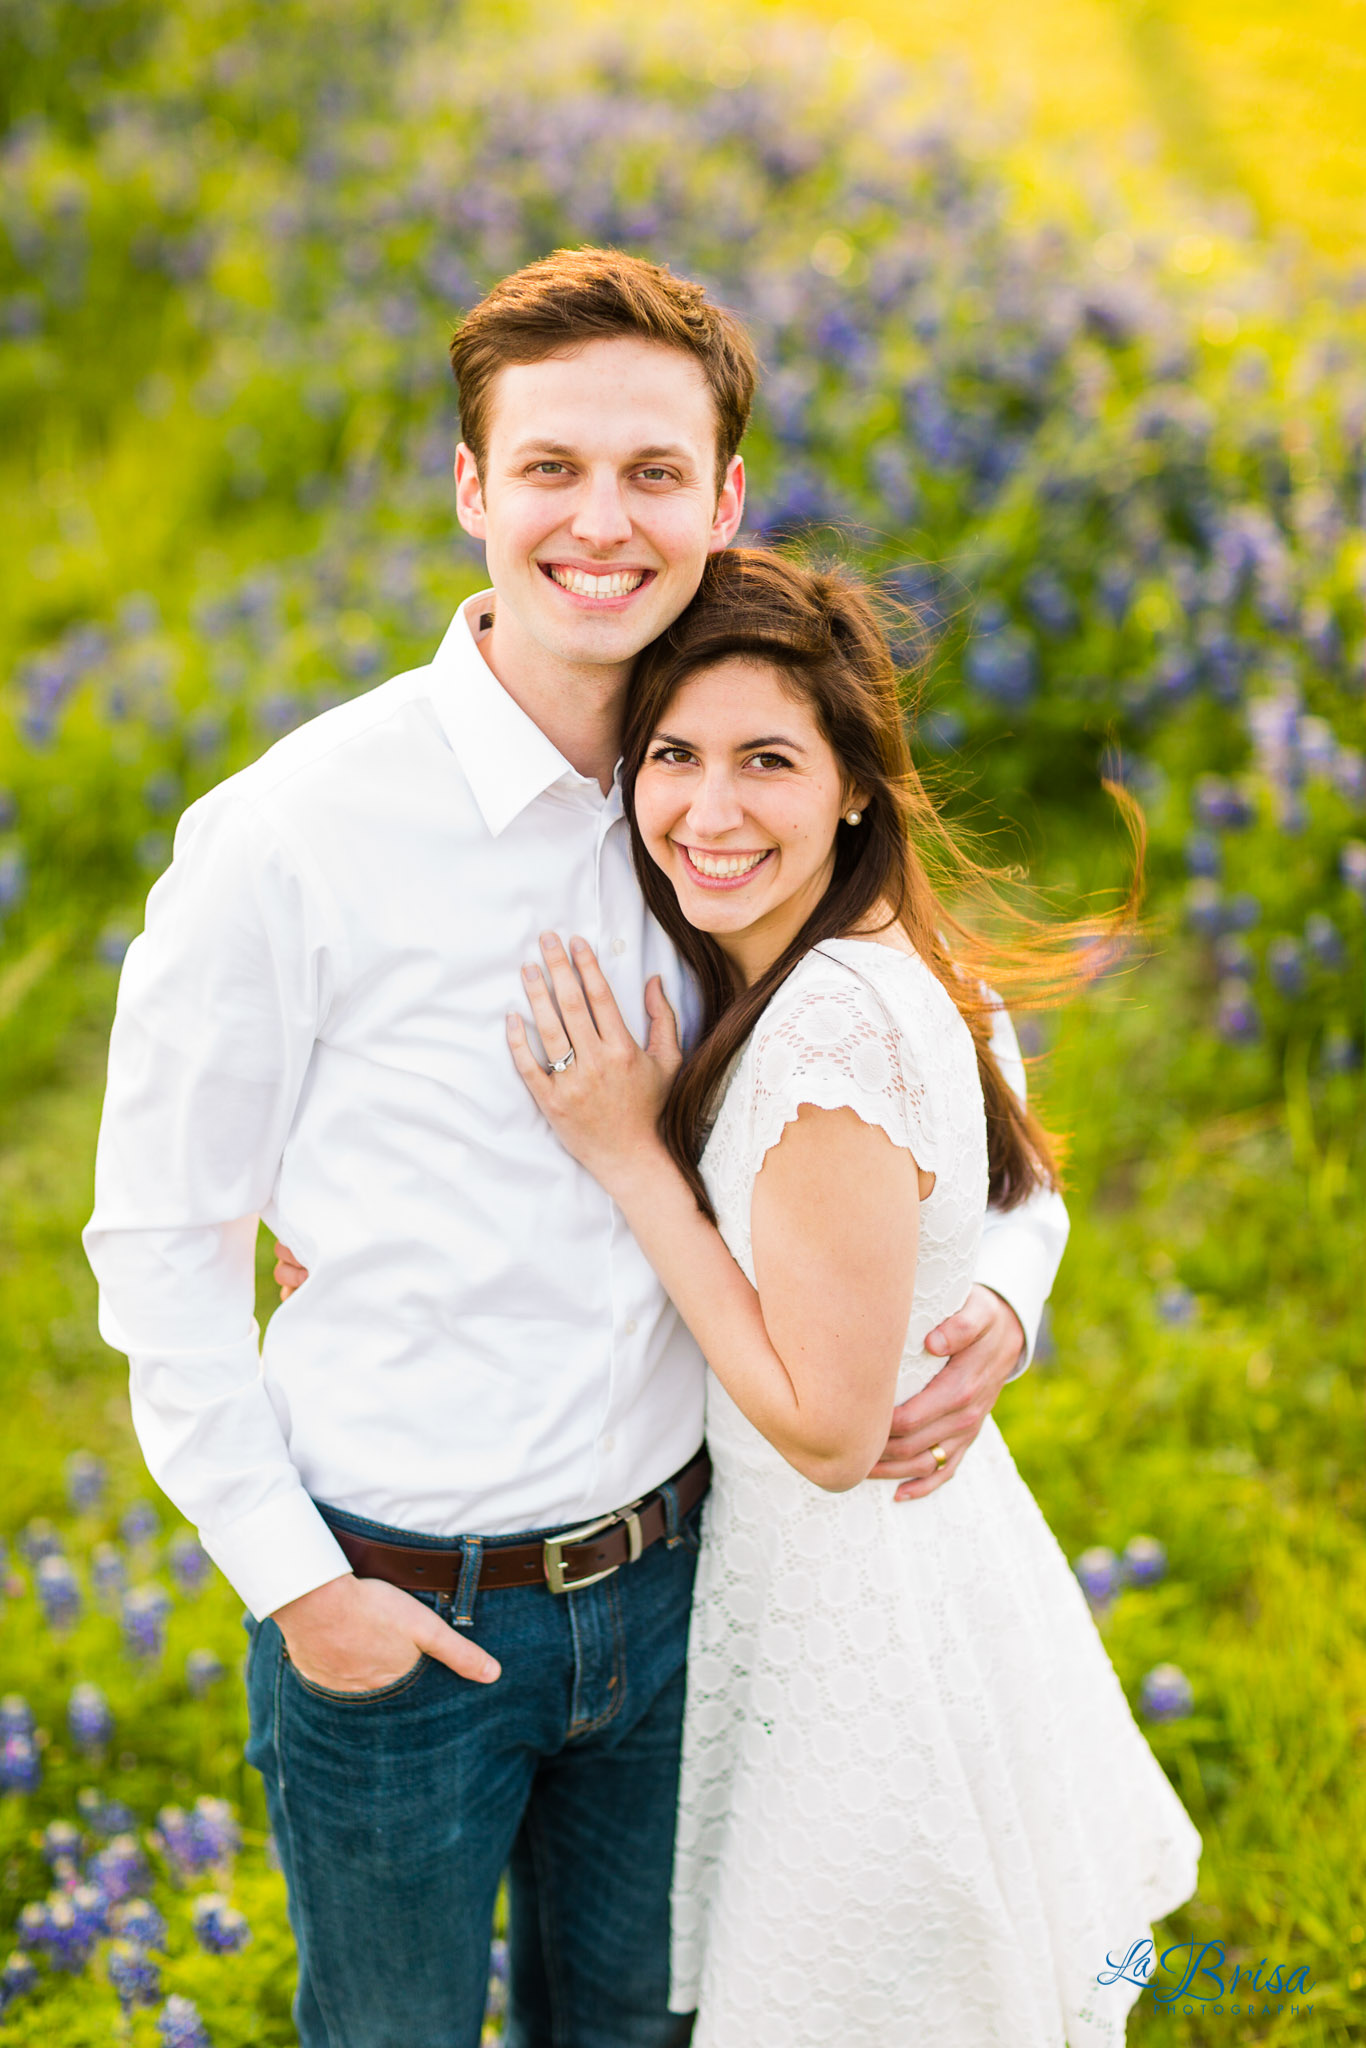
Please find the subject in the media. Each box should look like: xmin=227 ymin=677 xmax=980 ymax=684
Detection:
xmin=543 ymin=1498 xmax=645 ymax=1596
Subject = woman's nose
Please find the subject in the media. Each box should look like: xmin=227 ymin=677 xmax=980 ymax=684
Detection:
xmin=685 ymin=774 xmax=747 ymax=838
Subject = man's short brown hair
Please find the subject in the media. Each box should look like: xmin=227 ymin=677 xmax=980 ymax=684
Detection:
xmin=449 ymin=247 xmax=758 ymax=491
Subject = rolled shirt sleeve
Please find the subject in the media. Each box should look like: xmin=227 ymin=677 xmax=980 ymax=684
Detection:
xmin=83 ymin=783 xmax=353 ymax=1618
xmin=973 ymin=1001 xmax=1070 ymax=1380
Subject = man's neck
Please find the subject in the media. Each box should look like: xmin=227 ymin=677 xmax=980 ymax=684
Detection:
xmin=472 ymin=597 xmax=629 ymax=796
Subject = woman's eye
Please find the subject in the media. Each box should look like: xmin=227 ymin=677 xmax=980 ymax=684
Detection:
xmin=649 ymin=745 xmax=695 ymax=766
xmin=750 ymin=752 xmax=793 ymax=771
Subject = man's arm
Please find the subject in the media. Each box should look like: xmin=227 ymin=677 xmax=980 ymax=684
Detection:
xmin=867 ymin=998 xmax=1069 ymax=1497
xmin=83 ymin=786 xmax=353 ymax=1619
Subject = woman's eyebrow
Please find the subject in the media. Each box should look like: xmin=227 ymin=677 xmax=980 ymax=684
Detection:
xmin=649 ymin=729 xmax=808 ymax=754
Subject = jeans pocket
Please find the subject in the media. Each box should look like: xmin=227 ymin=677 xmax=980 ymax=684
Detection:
xmin=281 ymin=1644 xmax=429 ymax=1705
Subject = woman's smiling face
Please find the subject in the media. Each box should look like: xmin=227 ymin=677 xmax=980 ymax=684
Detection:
xmin=632 ymin=657 xmax=863 ymax=984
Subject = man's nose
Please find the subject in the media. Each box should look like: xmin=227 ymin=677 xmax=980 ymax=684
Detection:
xmin=568 ymin=470 xmax=634 ymax=551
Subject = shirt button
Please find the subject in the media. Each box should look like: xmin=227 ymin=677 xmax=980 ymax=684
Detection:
xmin=611 ymin=937 xmax=627 ymax=956
xmin=623 ymin=1318 xmax=638 ymax=1336
xmin=602 ymin=1433 xmax=616 ymax=1454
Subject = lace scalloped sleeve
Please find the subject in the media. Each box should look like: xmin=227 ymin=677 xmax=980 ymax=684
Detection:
xmin=745 ymin=952 xmax=937 ymax=1182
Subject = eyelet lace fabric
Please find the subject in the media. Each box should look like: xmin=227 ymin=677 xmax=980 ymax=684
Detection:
xmin=669 ymin=942 xmax=1200 ymax=2047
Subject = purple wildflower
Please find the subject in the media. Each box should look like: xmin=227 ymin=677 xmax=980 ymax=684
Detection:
xmin=68 ymin=1884 xmax=110 ymax=1942
xmin=1341 ymin=840 xmax=1366 ymax=902
xmin=168 ymin=1532 xmax=212 ymax=1596
xmin=108 ymin=1938 xmax=162 ymax=2010
xmin=16 ymin=1904 xmax=50 ymax=1952
xmin=120 ymin=1501 xmax=161 ymax=1548
xmin=1155 ymin=1282 xmax=1198 ymax=1327
xmin=1073 ymin=1546 xmax=1121 ymax=1607
xmin=1266 ymin=935 xmax=1305 ymax=996
xmin=1184 ymin=879 xmax=1224 ymax=938
xmin=19 ymin=1519 xmax=63 ymax=1567
xmin=1321 ymin=1027 xmax=1361 ymax=1074
xmin=1212 ymin=934 xmax=1254 ymax=981
xmin=1215 ymin=980 xmax=1261 ymax=1044
xmin=0 ymin=1950 xmax=40 ymax=2014
xmin=1193 ymin=774 xmax=1253 ymax=830
xmin=1123 ymin=1536 xmax=1168 ymax=1587
xmin=68 ymin=1682 xmax=114 ymax=1753
xmin=1305 ymin=913 xmax=1345 ymax=969
xmin=65 ymin=1450 xmax=107 ymax=1513
xmin=111 ymin=1897 xmax=167 ymax=1950
xmin=1139 ymin=1663 xmax=1194 ymax=1721
xmin=77 ymin=1787 xmax=137 ymax=1837
xmin=42 ymin=1819 xmax=82 ymax=1870
xmin=186 ymin=1648 xmax=226 ymax=1697
xmin=1224 ymin=892 xmax=1261 ymax=932
xmin=45 ymin=1894 xmax=97 ymax=1972
xmin=1183 ymin=831 xmax=1221 ymax=879
xmin=86 ymin=1834 xmax=151 ymax=1904
xmin=192 ymin=1893 xmax=252 ymax=1954
xmin=158 ymin=1993 xmax=213 ymax=2047
xmin=36 ymin=1554 xmax=83 ymax=1630
xmin=1 ymin=1732 xmax=41 ymax=1794
xmin=92 ymin=1541 xmax=128 ymax=1606
xmin=122 ymin=1582 xmax=173 ymax=1661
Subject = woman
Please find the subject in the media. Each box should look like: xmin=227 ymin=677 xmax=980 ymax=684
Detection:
xmin=503 ymin=548 xmax=1199 ymax=2047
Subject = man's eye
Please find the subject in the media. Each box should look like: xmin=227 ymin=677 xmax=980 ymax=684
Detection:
xmin=530 ymin=462 xmax=567 ymax=476
xmin=636 ymin=467 xmax=674 ymax=483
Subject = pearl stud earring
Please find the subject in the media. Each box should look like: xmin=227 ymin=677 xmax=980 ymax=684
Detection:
xmin=844 ymin=809 xmax=862 ymax=826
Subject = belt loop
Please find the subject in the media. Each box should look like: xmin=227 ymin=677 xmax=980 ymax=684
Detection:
xmin=660 ymin=1479 xmax=683 ymax=1550
xmin=453 ymin=1536 xmax=483 ymax=1627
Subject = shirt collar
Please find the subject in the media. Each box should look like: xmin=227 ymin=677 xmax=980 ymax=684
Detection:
xmin=427 ymin=593 xmax=611 ymax=837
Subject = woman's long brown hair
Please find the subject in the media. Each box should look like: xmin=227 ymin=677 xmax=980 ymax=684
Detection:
xmin=621 ymin=548 xmax=1143 ymax=1218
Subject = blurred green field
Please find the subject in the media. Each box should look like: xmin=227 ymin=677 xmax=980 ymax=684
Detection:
xmin=1 ymin=1 xmax=1364 ymax=2043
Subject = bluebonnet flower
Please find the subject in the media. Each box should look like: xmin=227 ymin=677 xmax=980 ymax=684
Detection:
xmin=97 ymin=924 xmax=135 ymax=967
xmin=65 ymin=1450 xmax=106 ymax=1513
xmin=42 ymin=1819 xmax=82 ymax=1870
xmin=192 ymin=1893 xmax=252 ymax=1953
xmin=1183 ymin=831 xmax=1221 ymax=879
xmin=1193 ymin=774 xmax=1253 ymax=830
xmin=45 ymin=1894 xmax=97 ymax=1971
xmin=1266 ymin=935 xmax=1306 ymax=996
xmin=1321 ymin=1027 xmax=1361 ymax=1074
xmin=68 ymin=1682 xmax=115 ymax=1753
xmin=36 ymin=1554 xmax=83 ymax=1629
xmin=1341 ymin=840 xmax=1366 ymax=903
xmin=1139 ymin=1663 xmax=1195 ymax=1721
xmin=108 ymin=1938 xmax=162 ymax=2009
xmin=186 ymin=1648 xmax=226 ymax=1697
xmin=77 ymin=1787 xmax=137 ymax=1837
xmin=92 ymin=1541 xmax=128 ymax=1606
xmin=1334 ymin=747 xmax=1365 ymax=804
xmin=1304 ymin=913 xmax=1345 ymax=969
xmin=120 ymin=1501 xmax=161 ymax=1548
xmin=1224 ymin=892 xmax=1261 ymax=932
xmin=485 ymin=1934 xmax=509 ymax=2019
xmin=112 ymin=1897 xmax=167 ymax=1949
xmin=1155 ymin=1282 xmax=1197 ymax=1327
xmin=1 ymin=1732 xmax=41 ymax=1794
xmin=1216 ymin=981 xmax=1262 ymax=1044
xmin=1073 ymin=1547 xmax=1121 ymax=1607
xmin=16 ymin=1904 xmax=51 ymax=1952
xmin=68 ymin=1883 xmax=110 ymax=1942
xmin=87 ymin=1834 xmax=151 ymax=1903
xmin=158 ymin=1993 xmax=213 ymax=2047
xmin=965 ymin=604 xmax=1037 ymax=709
xmin=1123 ymin=1535 xmax=1168 ymax=1587
xmin=168 ymin=1531 xmax=212 ymax=1596
xmin=1212 ymin=934 xmax=1255 ymax=981
xmin=123 ymin=1582 xmax=173 ymax=1661
xmin=1184 ymin=880 xmax=1225 ymax=938
xmin=19 ymin=1518 xmax=63 ymax=1566
xmin=0 ymin=1950 xmax=40 ymax=2014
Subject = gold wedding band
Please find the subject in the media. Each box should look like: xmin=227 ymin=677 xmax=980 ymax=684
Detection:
xmin=929 ymin=1443 xmax=948 ymax=1469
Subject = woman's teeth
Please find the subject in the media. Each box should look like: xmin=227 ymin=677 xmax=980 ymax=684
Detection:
xmin=686 ymin=848 xmax=770 ymax=879
xmin=547 ymin=566 xmax=647 ymax=599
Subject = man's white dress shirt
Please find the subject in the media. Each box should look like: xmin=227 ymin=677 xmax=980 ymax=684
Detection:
xmin=84 ymin=594 xmax=1067 ymax=1621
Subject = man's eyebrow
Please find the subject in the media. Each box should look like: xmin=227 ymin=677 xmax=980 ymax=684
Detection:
xmin=507 ymin=439 xmax=578 ymax=458
xmin=507 ymin=440 xmax=694 ymax=463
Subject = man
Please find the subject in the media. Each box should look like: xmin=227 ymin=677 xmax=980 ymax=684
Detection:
xmin=84 ymin=248 xmax=1066 ymax=2048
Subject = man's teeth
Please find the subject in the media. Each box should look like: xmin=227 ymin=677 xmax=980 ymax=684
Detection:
xmin=548 ymin=566 xmax=647 ymax=599
xmin=687 ymin=848 xmax=769 ymax=879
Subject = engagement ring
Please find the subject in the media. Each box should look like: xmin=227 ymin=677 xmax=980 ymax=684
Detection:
xmin=547 ymin=1049 xmax=576 ymax=1074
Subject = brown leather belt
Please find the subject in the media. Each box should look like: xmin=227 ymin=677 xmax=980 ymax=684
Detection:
xmin=325 ymin=1447 xmax=711 ymax=1597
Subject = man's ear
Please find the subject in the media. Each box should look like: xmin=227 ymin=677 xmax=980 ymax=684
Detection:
xmin=707 ymin=453 xmax=746 ymax=554
xmin=454 ymin=443 xmax=487 ymax=539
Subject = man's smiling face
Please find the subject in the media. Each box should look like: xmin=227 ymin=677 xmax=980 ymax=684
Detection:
xmin=455 ymin=336 xmax=745 ymax=675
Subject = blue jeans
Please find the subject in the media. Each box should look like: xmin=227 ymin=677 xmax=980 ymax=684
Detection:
xmin=244 ymin=1492 xmax=703 ymax=2048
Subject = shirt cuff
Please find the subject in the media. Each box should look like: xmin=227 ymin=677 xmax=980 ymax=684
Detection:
xmin=974 ymin=1230 xmax=1050 ymax=1382
xmin=199 ymin=1489 xmax=354 ymax=1622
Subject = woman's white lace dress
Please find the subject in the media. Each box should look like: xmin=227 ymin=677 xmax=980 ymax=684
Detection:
xmin=669 ymin=940 xmax=1200 ymax=2047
